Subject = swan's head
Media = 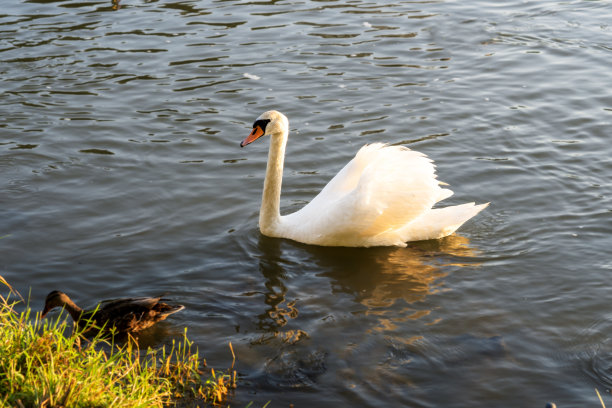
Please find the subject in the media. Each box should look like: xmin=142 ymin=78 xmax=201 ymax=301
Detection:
xmin=240 ymin=110 xmax=288 ymax=147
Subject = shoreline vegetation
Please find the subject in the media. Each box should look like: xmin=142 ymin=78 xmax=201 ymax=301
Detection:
xmin=0 ymin=276 xmax=236 ymax=407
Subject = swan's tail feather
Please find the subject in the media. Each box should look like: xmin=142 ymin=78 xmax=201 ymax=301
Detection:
xmin=400 ymin=202 xmax=489 ymax=242
xmin=437 ymin=188 xmax=454 ymax=203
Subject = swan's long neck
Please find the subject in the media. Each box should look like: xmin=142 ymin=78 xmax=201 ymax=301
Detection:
xmin=259 ymin=127 xmax=288 ymax=236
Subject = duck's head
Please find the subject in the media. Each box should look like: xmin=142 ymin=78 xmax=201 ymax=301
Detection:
xmin=41 ymin=290 xmax=72 ymax=318
xmin=240 ymin=110 xmax=289 ymax=147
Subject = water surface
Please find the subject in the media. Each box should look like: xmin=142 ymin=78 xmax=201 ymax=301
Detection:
xmin=2 ymin=0 xmax=612 ymax=406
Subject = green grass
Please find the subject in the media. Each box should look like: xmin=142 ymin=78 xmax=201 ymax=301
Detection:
xmin=0 ymin=276 xmax=236 ymax=407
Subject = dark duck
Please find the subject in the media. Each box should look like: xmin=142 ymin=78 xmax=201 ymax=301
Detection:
xmin=41 ymin=290 xmax=184 ymax=334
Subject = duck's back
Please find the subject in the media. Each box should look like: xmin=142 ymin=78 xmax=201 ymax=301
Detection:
xmin=92 ymin=297 xmax=184 ymax=333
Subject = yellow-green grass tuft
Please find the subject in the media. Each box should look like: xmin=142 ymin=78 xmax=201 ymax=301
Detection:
xmin=0 ymin=276 xmax=235 ymax=407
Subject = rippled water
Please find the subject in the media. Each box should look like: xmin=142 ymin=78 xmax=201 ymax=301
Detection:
xmin=2 ymin=0 xmax=612 ymax=406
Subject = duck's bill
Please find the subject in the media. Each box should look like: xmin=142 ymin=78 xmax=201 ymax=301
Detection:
xmin=41 ymin=307 xmax=51 ymax=318
xmin=240 ymin=125 xmax=265 ymax=147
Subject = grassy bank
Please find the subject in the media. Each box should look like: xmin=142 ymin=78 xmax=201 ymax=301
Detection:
xmin=0 ymin=276 xmax=235 ymax=407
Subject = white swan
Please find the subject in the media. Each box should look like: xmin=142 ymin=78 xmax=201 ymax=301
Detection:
xmin=241 ymin=110 xmax=488 ymax=247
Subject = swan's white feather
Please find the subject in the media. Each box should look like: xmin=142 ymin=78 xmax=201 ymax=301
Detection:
xmin=397 ymin=202 xmax=490 ymax=242
xmin=278 ymin=143 xmax=483 ymax=246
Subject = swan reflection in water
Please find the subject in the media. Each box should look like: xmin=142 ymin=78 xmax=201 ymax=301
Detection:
xmin=251 ymin=233 xmax=482 ymax=342
xmin=243 ymin=233 xmax=484 ymax=391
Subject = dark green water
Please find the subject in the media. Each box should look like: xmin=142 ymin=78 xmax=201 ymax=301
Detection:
xmin=2 ymin=0 xmax=612 ymax=406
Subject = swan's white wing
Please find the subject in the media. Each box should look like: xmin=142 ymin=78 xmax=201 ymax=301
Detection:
xmin=282 ymin=144 xmax=451 ymax=244
xmin=309 ymin=143 xmax=381 ymax=202
xmin=340 ymin=144 xmax=444 ymax=233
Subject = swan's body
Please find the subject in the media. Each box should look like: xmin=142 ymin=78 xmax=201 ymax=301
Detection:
xmin=241 ymin=110 xmax=488 ymax=247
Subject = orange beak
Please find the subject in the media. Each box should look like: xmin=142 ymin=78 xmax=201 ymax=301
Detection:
xmin=240 ymin=125 xmax=265 ymax=147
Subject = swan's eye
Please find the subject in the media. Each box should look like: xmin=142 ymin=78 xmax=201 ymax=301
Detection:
xmin=252 ymin=119 xmax=271 ymax=133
